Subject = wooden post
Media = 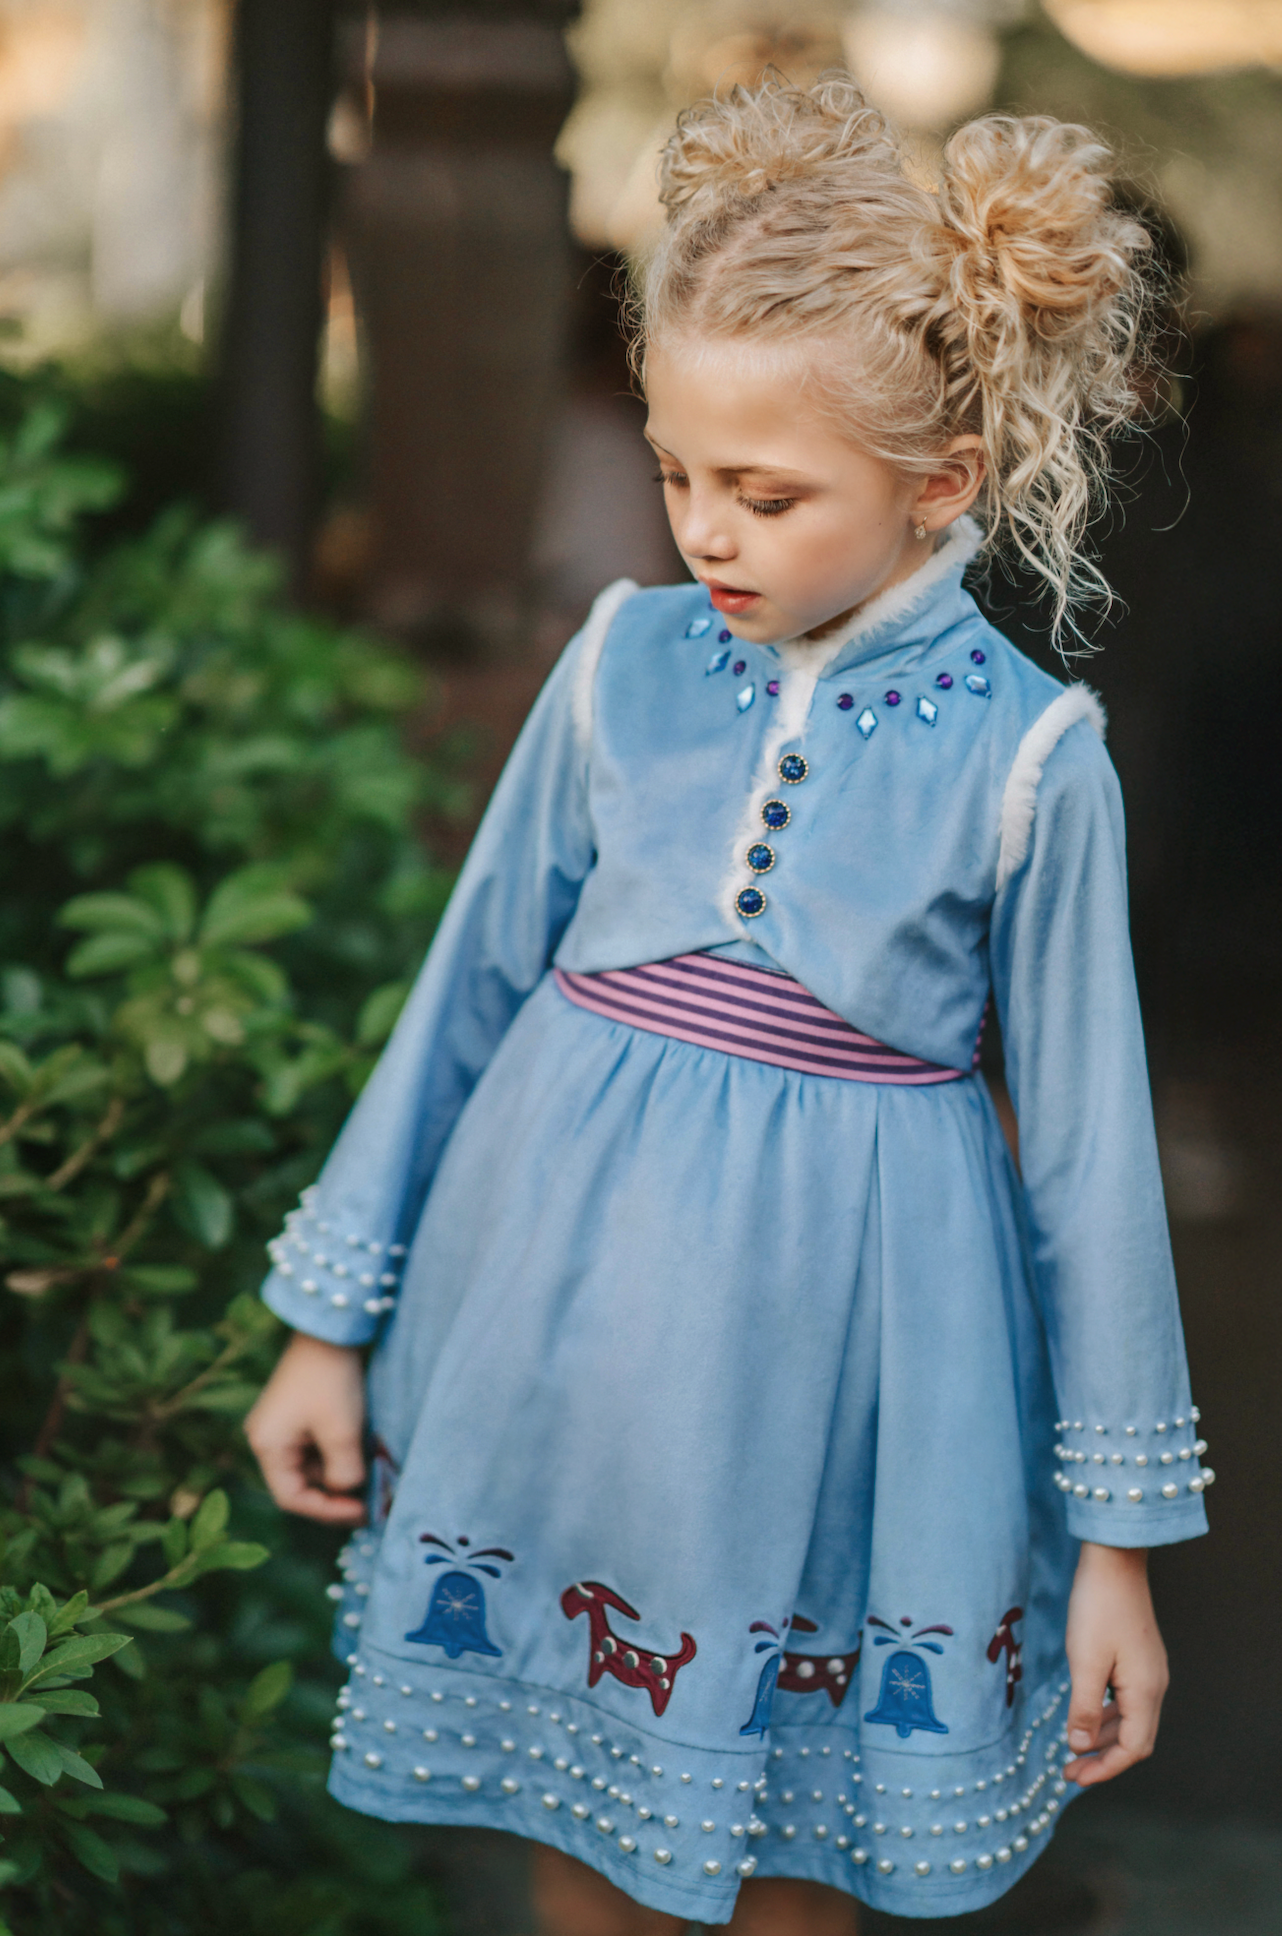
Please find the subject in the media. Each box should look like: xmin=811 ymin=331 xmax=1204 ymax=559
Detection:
xmin=220 ymin=0 xmax=336 ymax=589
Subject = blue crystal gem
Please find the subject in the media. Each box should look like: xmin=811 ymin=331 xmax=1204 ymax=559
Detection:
xmin=778 ymin=753 xmax=808 ymax=784
xmin=735 ymin=886 xmax=766 ymax=918
xmin=733 ymin=659 xmax=747 ymax=676
xmin=936 ymin=672 xmax=953 ymax=689
xmin=761 ymin=799 xmax=790 ymax=830
xmin=705 ymin=648 xmax=731 ymax=675
xmin=970 ymin=648 xmax=986 ymax=664
xmin=687 ymin=616 xmax=713 ymax=637
xmin=965 ymin=673 xmax=991 ymax=697
xmin=856 ymin=708 xmax=878 ymax=739
xmin=916 ymin=695 xmax=938 ymax=726
xmin=736 ymin=683 xmax=756 ymax=712
xmin=746 ymin=843 xmax=774 ymax=874
xmin=837 ymin=693 xmax=854 ymax=711
xmin=718 ymin=628 xmax=733 ymax=643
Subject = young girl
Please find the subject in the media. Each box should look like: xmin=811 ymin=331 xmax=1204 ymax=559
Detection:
xmin=246 ymin=79 xmax=1208 ymax=1935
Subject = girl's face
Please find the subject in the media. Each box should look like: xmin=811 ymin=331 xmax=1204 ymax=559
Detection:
xmin=644 ymin=338 xmax=980 ymax=644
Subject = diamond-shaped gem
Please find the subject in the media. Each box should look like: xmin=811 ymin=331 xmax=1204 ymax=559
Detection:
xmin=705 ymin=648 xmax=730 ymax=674
xmin=965 ymin=673 xmax=991 ymax=697
xmin=916 ymin=696 xmax=938 ymax=726
xmin=687 ymin=617 xmax=713 ymax=637
xmin=856 ymin=708 xmax=878 ymax=739
xmin=737 ymin=684 xmax=756 ymax=712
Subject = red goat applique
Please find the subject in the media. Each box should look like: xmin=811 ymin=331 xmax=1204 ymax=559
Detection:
xmin=561 ymin=1581 xmax=697 ymax=1717
xmin=987 ymin=1606 xmax=1024 ymax=1706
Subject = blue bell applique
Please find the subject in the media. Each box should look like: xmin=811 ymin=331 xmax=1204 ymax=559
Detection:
xmin=863 ymin=1648 xmax=949 ymax=1738
xmin=404 ymin=1532 xmax=512 ymax=1659
xmin=741 ymin=1650 xmax=781 ymax=1737
xmin=862 ymin=1613 xmax=954 ymax=1738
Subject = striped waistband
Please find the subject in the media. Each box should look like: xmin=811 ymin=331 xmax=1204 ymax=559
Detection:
xmin=552 ymin=954 xmax=972 ymax=1085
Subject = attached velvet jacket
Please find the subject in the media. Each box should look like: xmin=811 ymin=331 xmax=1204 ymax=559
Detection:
xmin=263 ymin=521 xmax=1207 ymax=1556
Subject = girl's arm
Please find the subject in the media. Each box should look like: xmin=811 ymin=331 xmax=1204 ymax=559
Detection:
xmin=989 ymin=716 xmax=1209 ymax=1549
xmin=257 ymin=581 xmax=634 ymax=1354
xmin=245 ymin=1335 xmax=367 ymax=1524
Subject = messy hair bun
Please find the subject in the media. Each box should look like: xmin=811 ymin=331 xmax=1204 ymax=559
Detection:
xmin=637 ymin=77 xmax=1157 ymax=642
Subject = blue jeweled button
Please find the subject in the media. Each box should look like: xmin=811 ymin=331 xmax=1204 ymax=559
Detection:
xmin=737 ymin=684 xmax=756 ymax=712
xmin=856 ymin=708 xmax=878 ymax=739
xmin=718 ymin=629 xmax=732 ymax=643
xmin=687 ymin=617 xmax=713 ymax=637
xmin=735 ymin=886 xmax=767 ymax=918
xmin=935 ymin=672 xmax=953 ymax=689
xmin=778 ymin=753 xmax=808 ymax=784
xmin=733 ymin=659 xmax=747 ymax=676
xmin=970 ymin=648 xmax=986 ymax=664
xmin=746 ymin=843 xmax=775 ymax=874
xmin=705 ymin=648 xmax=731 ymax=675
xmin=761 ymin=798 xmax=790 ymax=830
xmin=965 ymin=673 xmax=991 ymax=697
xmin=837 ymin=693 xmax=854 ymax=711
xmin=885 ymin=690 xmax=901 ymax=706
xmin=916 ymin=695 xmax=938 ymax=726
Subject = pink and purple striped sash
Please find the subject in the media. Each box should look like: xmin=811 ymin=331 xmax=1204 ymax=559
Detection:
xmin=553 ymin=953 xmax=973 ymax=1085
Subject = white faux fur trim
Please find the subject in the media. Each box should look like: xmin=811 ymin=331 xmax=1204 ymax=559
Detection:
xmin=832 ymin=514 xmax=984 ymax=659
xmin=570 ymin=577 xmax=639 ymax=753
xmin=995 ymin=685 xmax=1107 ymax=891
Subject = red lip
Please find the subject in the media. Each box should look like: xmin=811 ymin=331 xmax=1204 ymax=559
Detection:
xmin=705 ymin=582 xmax=762 ymax=615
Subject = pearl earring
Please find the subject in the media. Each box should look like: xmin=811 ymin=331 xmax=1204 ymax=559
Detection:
xmin=914 ymin=523 xmax=928 ymax=541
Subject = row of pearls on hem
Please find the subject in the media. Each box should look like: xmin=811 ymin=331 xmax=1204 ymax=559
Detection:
xmin=1056 ymin=1441 xmax=1208 ymax=1467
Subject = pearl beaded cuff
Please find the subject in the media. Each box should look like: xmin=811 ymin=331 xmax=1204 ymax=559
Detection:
xmin=261 ymin=1185 xmax=406 ymax=1345
xmin=1051 ymin=1409 xmax=1212 ymax=1544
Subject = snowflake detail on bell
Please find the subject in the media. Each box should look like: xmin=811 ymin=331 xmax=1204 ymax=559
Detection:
xmin=404 ymin=1531 xmax=513 ymax=1659
xmin=863 ymin=1613 xmax=953 ymax=1738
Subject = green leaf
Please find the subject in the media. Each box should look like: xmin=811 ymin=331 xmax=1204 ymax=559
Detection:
xmin=53 ymin=1744 xmax=102 ymax=1789
xmin=48 ymin=1590 xmax=88 ymax=1637
xmin=0 ymin=1041 xmax=34 ymax=1095
xmin=171 ymin=1160 xmax=233 ymax=1248
xmin=356 ymin=980 xmax=410 ymax=1048
xmin=198 ymin=865 xmax=311 ymax=948
xmin=24 ymin=1632 xmax=130 ymax=1684
xmin=160 ymin=1516 xmax=187 ymax=1568
xmin=192 ymin=1540 xmax=269 ymax=1575
xmin=116 ymin=1264 xmax=198 ymax=1295
xmin=65 ymin=930 xmax=158 ymax=978
xmin=5 ymin=1727 xmax=63 ymax=1784
xmin=127 ymin=864 xmax=196 ymax=943
xmin=0 ymin=1704 xmax=45 ymax=1740
xmin=80 ymin=1791 xmax=165 ymax=1826
xmin=57 ymin=893 xmax=167 ymax=939
xmin=188 ymin=1489 xmax=228 ymax=1551
xmin=8 ymin=1612 xmax=46 ymax=1676
xmin=0 ymin=1784 xmax=21 ymax=1814
xmin=30 ymin=1690 xmax=98 ymax=1716
xmin=144 ymin=1035 xmax=188 ymax=1086
xmin=111 ymin=1602 xmax=189 ymax=1634
xmin=229 ymin=1771 xmax=277 ymax=1822
xmin=60 ymin=1818 xmax=119 ymax=1883
xmin=240 ymin=1659 xmax=292 ymax=1721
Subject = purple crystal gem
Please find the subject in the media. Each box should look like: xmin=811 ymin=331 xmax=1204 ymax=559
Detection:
xmin=837 ymin=693 xmax=854 ymax=710
xmin=885 ymin=690 xmax=901 ymax=706
xmin=718 ymin=629 xmax=732 ymax=644
xmin=936 ymin=672 xmax=954 ymax=689
xmin=970 ymin=649 xmax=986 ymax=665
xmin=733 ymin=659 xmax=747 ymax=676
xmin=766 ymin=679 xmax=780 ymax=696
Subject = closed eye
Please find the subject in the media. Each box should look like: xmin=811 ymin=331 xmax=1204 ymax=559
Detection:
xmin=653 ymin=467 xmax=687 ymax=489
xmin=739 ymin=492 xmax=795 ymax=518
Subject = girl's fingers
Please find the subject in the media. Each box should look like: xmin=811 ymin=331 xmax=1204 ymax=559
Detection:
xmin=316 ymin=1426 xmax=366 ymax=1499
xmin=253 ymin=1430 xmax=367 ymax=1524
xmin=1065 ymin=1651 xmax=1111 ymax=1759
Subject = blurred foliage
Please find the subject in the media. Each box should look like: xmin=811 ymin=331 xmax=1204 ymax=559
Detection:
xmin=0 ymin=403 xmax=462 ymax=1932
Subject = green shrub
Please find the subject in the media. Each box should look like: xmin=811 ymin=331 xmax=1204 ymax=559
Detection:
xmin=0 ymin=404 xmax=460 ymax=1932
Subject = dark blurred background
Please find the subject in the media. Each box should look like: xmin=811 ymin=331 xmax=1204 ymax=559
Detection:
xmin=0 ymin=1 xmax=1275 ymax=1928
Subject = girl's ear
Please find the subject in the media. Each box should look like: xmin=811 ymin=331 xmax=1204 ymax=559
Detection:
xmin=912 ymin=436 xmax=986 ymax=534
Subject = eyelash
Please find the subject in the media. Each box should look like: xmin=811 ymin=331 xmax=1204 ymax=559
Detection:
xmin=653 ymin=470 xmax=797 ymax=518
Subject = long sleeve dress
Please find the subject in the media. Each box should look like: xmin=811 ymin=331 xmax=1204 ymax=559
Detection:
xmin=260 ymin=519 xmax=1208 ymax=1924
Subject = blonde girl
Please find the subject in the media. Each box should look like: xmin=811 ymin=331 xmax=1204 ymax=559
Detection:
xmin=247 ymin=78 xmax=1207 ymax=1936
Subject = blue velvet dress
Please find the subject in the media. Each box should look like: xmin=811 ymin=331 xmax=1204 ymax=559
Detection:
xmin=261 ymin=523 xmax=1208 ymax=1923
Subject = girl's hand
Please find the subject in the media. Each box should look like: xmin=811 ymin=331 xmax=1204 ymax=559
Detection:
xmin=245 ymin=1332 xmax=367 ymax=1524
xmin=1063 ymin=1541 xmax=1168 ymax=1785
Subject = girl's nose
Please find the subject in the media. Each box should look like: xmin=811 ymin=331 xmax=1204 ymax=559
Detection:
xmin=677 ymin=494 xmax=736 ymax=562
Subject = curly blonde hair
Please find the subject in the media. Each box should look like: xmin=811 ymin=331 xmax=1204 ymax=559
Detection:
xmin=634 ymin=75 xmax=1158 ymax=643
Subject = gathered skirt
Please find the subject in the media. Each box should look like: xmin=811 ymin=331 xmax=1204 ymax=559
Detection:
xmin=326 ymin=972 xmax=1080 ymax=1923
